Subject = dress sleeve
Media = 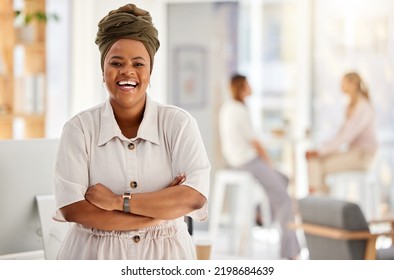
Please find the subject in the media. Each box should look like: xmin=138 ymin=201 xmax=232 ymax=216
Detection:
xmin=170 ymin=113 xmax=211 ymax=222
xmin=320 ymin=101 xmax=373 ymax=156
xmin=53 ymin=118 xmax=90 ymax=222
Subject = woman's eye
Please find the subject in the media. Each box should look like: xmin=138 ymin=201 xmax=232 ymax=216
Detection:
xmin=110 ymin=62 xmax=122 ymax=67
xmin=134 ymin=62 xmax=145 ymax=67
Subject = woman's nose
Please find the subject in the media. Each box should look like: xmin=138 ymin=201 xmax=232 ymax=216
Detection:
xmin=119 ymin=66 xmax=133 ymax=76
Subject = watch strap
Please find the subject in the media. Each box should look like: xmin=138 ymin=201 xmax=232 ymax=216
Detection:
xmin=122 ymin=192 xmax=132 ymax=213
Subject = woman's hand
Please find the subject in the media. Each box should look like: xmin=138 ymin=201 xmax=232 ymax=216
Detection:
xmin=85 ymin=183 xmax=122 ymax=211
xmin=305 ymin=150 xmax=319 ymax=160
xmin=167 ymin=174 xmax=186 ymax=187
xmin=85 ymin=175 xmax=186 ymax=212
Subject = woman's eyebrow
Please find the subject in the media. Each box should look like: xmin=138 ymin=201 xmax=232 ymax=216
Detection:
xmin=108 ymin=55 xmax=124 ymax=60
xmin=131 ymin=56 xmax=147 ymax=61
xmin=109 ymin=55 xmax=146 ymax=61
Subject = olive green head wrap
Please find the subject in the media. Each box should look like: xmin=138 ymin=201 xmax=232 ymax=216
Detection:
xmin=95 ymin=4 xmax=160 ymax=73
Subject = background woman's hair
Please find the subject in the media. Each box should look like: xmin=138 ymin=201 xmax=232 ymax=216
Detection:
xmin=230 ymin=74 xmax=247 ymax=100
xmin=343 ymin=72 xmax=370 ymax=101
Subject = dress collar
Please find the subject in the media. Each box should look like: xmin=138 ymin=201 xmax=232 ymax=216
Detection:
xmin=97 ymin=95 xmax=160 ymax=146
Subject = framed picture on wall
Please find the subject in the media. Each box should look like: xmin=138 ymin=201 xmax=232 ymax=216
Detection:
xmin=173 ymin=46 xmax=206 ymax=108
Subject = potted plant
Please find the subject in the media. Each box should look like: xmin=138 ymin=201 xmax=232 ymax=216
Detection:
xmin=14 ymin=10 xmax=59 ymax=43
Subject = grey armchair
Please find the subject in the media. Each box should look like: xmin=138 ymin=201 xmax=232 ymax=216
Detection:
xmin=293 ymin=195 xmax=394 ymax=260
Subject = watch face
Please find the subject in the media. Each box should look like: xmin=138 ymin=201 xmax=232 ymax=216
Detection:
xmin=123 ymin=192 xmax=131 ymax=199
xmin=123 ymin=193 xmax=131 ymax=213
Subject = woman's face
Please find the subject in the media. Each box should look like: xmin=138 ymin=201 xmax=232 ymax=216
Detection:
xmin=103 ymin=39 xmax=151 ymax=111
xmin=341 ymin=77 xmax=356 ymax=96
xmin=239 ymin=80 xmax=252 ymax=101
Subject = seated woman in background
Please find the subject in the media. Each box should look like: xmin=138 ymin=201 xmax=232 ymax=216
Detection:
xmin=219 ymin=73 xmax=300 ymax=260
xmin=306 ymin=72 xmax=378 ymax=194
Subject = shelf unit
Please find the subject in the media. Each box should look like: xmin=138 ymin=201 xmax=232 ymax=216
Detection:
xmin=0 ymin=0 xmax=46 ymax=139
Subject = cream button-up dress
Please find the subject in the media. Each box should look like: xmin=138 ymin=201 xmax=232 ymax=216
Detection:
xmin=53 ymin=95 xmax=211 ymax=259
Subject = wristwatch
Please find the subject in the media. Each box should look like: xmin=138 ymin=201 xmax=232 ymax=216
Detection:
xmin=122 ymin=192 xmax=132 ymax=213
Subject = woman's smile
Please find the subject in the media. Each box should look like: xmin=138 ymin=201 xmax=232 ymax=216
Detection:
xmin=116 ymin=79 xmax=138 ymax=92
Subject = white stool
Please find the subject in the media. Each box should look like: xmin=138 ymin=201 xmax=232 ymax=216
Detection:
xmin=325 ymin=171 xmax=380 ymax=221
xmin=209 ymin=169 xmax=270 ymax=256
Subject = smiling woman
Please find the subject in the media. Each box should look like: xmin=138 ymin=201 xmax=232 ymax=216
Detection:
xmin=53 ymin=3 xmax=211 ymax=260
xmin=103 ymin=39 xmax=151 ymax=132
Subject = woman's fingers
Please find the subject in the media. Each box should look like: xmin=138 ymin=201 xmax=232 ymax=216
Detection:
xmin=168 ymin=174 xmax=186 ymax=187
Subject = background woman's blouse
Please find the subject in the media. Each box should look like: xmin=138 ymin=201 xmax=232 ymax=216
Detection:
xmin=319 ymin=97 xmax=378 ymax=156
xmin=54 ymin=95 xmax=211 ymax=222
xmin=219 ymin=99 xmax=258 ymax=167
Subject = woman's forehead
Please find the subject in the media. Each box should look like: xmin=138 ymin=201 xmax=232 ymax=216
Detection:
xmin=107 ymin=39 xmax=149 ymax=57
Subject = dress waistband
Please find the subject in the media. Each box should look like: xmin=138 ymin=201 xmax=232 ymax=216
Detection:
xmin=73 ymin=218 xmax=187 ymax=240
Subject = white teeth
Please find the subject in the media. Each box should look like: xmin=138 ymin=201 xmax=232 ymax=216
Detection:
xmin=118 ymin=80 xmax=137 ymax=86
